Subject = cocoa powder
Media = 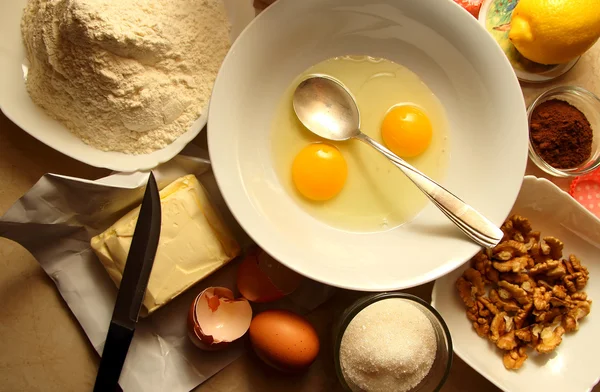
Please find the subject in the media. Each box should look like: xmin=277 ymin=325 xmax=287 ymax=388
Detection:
xmin=530 ymin=99 xmax=593 ymax=169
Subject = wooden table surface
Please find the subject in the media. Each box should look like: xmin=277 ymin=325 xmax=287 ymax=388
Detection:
xmin=1 ymin=37 xmax=599 ymax=392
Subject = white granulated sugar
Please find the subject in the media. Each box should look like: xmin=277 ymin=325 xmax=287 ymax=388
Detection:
xmin=21 ymin=0 xmax=231 ymax=154
xmin=339 ymin=299 xmax=437 ymax=392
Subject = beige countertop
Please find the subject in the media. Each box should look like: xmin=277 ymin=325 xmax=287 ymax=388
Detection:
xmin=1 ymin=42 xmax=599 ymax=392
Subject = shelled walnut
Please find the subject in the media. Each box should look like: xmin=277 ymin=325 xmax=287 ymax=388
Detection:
xmin=456 ymin=214 xmax=593 ymax=370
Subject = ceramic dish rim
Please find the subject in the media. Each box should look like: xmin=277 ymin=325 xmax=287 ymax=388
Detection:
xmin=0 ymin=104 xmax=206 ymax=173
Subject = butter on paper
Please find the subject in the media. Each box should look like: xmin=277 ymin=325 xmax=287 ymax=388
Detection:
xmin=0 ymin=146 xmax=335 ymax=392
xmin=91 ymin=174 xmax=241 ymax=315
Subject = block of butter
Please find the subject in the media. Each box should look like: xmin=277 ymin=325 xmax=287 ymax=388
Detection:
xmin=90 ymin=174 xmax=241 ymax=315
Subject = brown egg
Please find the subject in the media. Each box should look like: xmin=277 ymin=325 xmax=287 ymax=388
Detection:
xmin=237 ymin=246 xmax=304 ymax=303
xmin=249 ymin=310 xmax=320 ymax=372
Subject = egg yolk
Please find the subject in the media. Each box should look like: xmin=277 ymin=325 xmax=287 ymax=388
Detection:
xmin=292 ymin=143 xmax=347 ymax=201
xmin=381 ymin=105 xmax=433 ymax=158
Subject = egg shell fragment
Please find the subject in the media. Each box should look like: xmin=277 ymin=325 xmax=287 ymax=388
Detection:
xmin=249 ymin=309 xmax=320 ymax=372
xmin=187 ymin=287 xmax=252 ymax=350
xmin=237 ymin=247 xmax=304 ymax=303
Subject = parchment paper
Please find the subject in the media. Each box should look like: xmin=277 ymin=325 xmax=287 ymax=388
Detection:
xmin=0 ymin=145 xmax=335 ymax=392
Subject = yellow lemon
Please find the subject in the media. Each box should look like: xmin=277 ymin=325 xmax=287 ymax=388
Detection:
xmin=509 ymin=0 xmax=600 ymax=65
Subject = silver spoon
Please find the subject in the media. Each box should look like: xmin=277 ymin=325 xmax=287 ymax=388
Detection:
xmin=293 ymin=75 xmax=503 ymax=249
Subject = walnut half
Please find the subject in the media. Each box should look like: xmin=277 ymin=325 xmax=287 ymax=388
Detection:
xmin=535 ymin=323 xmax=565 ymax=354
xmin=503 ymin=346 xmax=528 ymax=370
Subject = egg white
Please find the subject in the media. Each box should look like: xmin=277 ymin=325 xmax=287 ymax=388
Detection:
xmin=271 ymin=56 xmax=450 ymax=232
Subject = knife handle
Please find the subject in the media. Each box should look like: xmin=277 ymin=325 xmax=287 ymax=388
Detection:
xmin=93 ymin=323 xmax=134 ymax=392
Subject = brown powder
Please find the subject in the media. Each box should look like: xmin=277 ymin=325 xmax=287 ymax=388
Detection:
xmin=529 ymin=99 xmax=593 ymax=169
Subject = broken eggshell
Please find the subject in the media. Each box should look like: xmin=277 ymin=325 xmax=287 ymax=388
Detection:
xmin=237 ymin=247 xmax=304 ymax=303
xmin=187 ymin=287 xmax=252 ymax=350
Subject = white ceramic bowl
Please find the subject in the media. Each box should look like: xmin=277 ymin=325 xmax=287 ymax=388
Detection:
xmin=208 ymin=0 xmax=528 ymax=290
xmin=432 ymin=176 xmax=600 ymax=392
xmin=0 ymin=0 xmax=254 ymax=172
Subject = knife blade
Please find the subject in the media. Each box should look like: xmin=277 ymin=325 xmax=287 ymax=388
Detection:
xmin=93 ymin=172 xmax=162 ymax=392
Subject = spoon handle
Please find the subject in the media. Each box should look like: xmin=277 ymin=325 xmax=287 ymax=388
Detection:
xmin=355 ymin=133 xmax=503 ymax=249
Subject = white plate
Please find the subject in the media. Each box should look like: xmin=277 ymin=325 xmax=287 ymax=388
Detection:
xmin=208 ymin=0 xmax=528 ymax=290
xmin=432 ymin=176 xmax=600 ymax=392
xmin=0 ymin=0 xmax=254 ymax=172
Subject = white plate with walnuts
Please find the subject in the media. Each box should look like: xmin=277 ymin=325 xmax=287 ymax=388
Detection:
xmin=432 ymin=175 xmax=599 ymax=392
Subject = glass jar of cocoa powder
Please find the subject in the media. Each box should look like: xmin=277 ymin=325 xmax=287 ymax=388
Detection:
xmin=528 ymin=86 xmax=600 ymax=177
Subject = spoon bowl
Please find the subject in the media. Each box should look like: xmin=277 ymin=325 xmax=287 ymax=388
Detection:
xmin=293 ymin=75 xmax=361 ymax=141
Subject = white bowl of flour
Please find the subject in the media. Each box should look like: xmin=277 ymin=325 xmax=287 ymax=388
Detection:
xmin=0 ymin=0 xmax=254 ymax=172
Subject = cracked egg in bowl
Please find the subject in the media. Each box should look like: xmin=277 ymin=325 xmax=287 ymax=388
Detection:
xmin=271 ymin=55 xmax=450 ymax=233
xmin=208 ymin=0 xmax=528 ymax=291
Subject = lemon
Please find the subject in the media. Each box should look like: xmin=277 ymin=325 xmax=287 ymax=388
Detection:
xmin=509 ymin=0 xmax=600 ymax=65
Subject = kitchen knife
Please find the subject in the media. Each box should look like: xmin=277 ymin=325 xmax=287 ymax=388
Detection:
xmin=93 ymin=172 xmax=162 ymax=392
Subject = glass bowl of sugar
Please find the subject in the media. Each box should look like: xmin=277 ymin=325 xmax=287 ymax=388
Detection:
xmin=333 ymin=293 xmax=452 ymax=392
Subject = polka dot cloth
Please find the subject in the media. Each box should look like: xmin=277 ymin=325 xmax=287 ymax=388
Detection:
xmin=570 ymin=169 xmax=600 ymax=218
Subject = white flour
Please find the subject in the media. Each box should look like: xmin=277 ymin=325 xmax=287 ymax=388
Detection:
xmin=21 ymin=0 xmax=231 ymax=154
